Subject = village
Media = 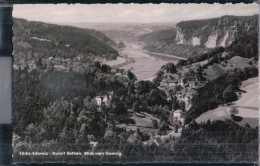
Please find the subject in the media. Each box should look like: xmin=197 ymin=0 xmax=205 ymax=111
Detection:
xmin=91 ymin=64 xmax=204 ymax=147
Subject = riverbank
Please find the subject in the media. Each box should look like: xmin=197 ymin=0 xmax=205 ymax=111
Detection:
xmin=144 ymin=50 xmax=187 ymax=61
xmin=111 ymin=56 xmax=135 ymax=68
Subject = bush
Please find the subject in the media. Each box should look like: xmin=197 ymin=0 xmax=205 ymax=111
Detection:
xmin=223 ymin=85 xmax=238 ymax=103
xmin=152 ymin=119 xmax=159 ymax=129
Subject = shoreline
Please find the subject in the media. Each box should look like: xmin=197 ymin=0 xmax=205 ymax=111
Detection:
xmin=111 ymin=55 xmax=135 ymax=68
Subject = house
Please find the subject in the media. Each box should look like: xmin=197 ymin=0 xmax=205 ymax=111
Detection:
xmin=95 ymin=93 xmax=112 ymax=107
xmin=167 ymin=96 xmax=172 ymax=102
xmin=167 ymin=79 xmax=178 ymax=87
xmin=173 ymin=109 xmax=183 ymax=119
xmin=65 ymin=44 xmax=71 ymax=48
xmin=178 ymin=117 xmax=185 ymax=124
xmin=178 ymin=77 xmax=184 ymax=86
xmin=103 ymin=95 xmax=111 ymax=107
xmin=111 ymin=68 xmax=117 ymax=74
xmin=95 ymin=96 xmax=102 ymax=106
xmin=89 ymin=141 xmax=98 ymax=148
xmin=172 ymin=109 xmax=185 ymax=126
xmin=184 ymin=96 xmax=191 ymax=106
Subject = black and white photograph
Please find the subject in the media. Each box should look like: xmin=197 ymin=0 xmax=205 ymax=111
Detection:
xmin=12 ymin=3 xmax=259 ymax=163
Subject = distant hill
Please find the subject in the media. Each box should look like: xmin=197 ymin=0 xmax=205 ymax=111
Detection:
xmin=13 ymin=18 xmax=118 ymax=60
xmin=139 ymin=15 xmax=258 ymax=58
xmin=139 ymin=29 xmax=176 ymax=44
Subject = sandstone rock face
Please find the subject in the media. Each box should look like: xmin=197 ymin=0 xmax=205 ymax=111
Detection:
xmin=175 ymin=15 xmax=258 ymax=48
xmin=176 ymin=28 xmax=200 ymax=46
xmin=192 ymin=37 xmax=200 ymax=46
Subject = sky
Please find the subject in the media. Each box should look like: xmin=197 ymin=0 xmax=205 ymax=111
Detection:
xmin=13 ymin=3 xmax=259 ymax=23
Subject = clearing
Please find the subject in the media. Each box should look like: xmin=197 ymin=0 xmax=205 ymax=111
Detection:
xmin=196 ymin=77 xmax=259 ymax=128
xmin=204 ymin=56 xmax=252 ymax=81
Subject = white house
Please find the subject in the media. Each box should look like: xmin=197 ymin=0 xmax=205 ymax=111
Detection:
xmin=172 ymin=109 xmax=185 ymax=126
xmin=95 ymin=96 xmax=102 ymax=106
xmin=65 ymin=44 xmax=71 ymax=48
xmin=95 ymin=93 xmax=112 ymax=107
xmin=184 ymin=96 xmax=191 ymax=106
xmin=103 ymin=95 xmax=111 ymax=106
xmin=173 ymin=109 xmax=183 ymax=119
xmin=89 ymin=141 xmax=98 ymax=148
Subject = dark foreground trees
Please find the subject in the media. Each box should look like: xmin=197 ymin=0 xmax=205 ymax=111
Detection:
xmin=172 ymin=120 xmax=258 ymax=162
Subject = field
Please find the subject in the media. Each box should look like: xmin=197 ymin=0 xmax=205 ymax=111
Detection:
xmin=196 ymin=77 xmax=259 ymax=128
xmin=116 ymin=111 xmax=181 ymax=144
xmin=204 ymin=56 xmax=251 ymax=81
xmin=116 ymin=112 xmax=159 ymax=132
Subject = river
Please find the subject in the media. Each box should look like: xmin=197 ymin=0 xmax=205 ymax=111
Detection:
xmin=106 ymin=42 xmax=180 ymax=81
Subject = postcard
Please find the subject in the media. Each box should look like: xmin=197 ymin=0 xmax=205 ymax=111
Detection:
xmin=11 ymin=3 xmax=259 ymax=163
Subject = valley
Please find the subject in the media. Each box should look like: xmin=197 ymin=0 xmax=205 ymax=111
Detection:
xmin=12 ymin=14 xmax=259 ymax=163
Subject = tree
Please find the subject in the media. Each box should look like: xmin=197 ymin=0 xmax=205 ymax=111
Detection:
xmin=179 ymin=101 xmax=186 ymax=111
xmin=158 ymin=121 xmax=168 ymax=136
xmin=229 ymin=106 xmax=239 ymax=118
xmin=100 ymin=64 xmax=111 ymax=73
xmin=118 ymin=41 xmax=126 ymax=48
xmin=163 ymin=62 xmax=177 ymax=74
xmin=160 ymin=110 xmax=168 ymax=123
xmin=152 ymin=119 xmax=159 ymax=129
xmin=94 ymin=61 xmax=101 ymax=69
xmin=153 ymin=70 xmax=164 ymax=85
xmin=136 ymin=80 xmax=154 ymax=95
xmin=128 ymin=82 xmax=135 ymax=94
xmin=35 ymin=57 xmax=43 ymax=69
xmin=171 ymin=96 xmax=179 ymax=110
xmin=223 ymin=85 xmax=238 ymax=103
xmin=176 ymin=60 xmax=187 ymax=68
xmin=127 ymin=70 xmax=136 ymax=81
xmin=47 ymin=61 xmax=54 ymax=72
xmin=111 ymin=96 xmax=127 ymax=121
xmin=148 ymin=89 xmax=162 ymax=106
xmin=133 ymin=100 xmax=140 ymax=113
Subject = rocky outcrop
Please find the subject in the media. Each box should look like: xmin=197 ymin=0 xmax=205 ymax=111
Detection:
xmin=175 ymin=15 xmax=258 ymax=48
xmin=175 ymin=28 xmax=201 ymax=46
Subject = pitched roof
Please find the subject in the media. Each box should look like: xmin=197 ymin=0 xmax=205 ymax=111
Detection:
xmin=166 ymin=79 xmax=178 ymax=83
xmin=174 ymin=109 xmax=183 ymax=113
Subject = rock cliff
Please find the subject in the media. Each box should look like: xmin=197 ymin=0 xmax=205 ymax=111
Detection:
xmin=175 ymin=15 xmax=258 ymax=48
